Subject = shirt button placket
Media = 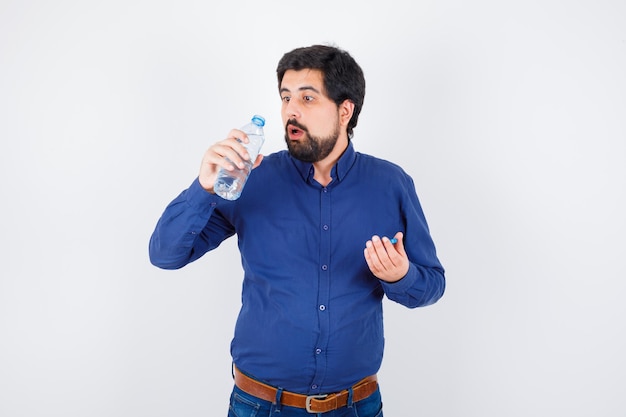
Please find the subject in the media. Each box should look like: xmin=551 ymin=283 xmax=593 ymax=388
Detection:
xmin=312 ymin=183 xmax=332 ymax=393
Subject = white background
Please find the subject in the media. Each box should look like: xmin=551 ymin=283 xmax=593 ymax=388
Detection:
xmin=1 ymin=1 xmax=625 ymax=416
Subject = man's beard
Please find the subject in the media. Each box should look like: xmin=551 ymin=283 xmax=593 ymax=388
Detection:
xmin=284 ymin=119 xmax=340 ymax=163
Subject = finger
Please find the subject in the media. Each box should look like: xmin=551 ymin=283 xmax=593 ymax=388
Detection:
xmin=228 ymin=128 xmax=250 ymax=144
xmin=391 ymin=232 xmax=406 ymax=258
xmin=227 ymin=129 xmax=252 ymax=162
xmin=382 ymin=236 xmax=397 ymax=249
xmin=364 ymin=240 xmax=384 ymax=273
xmin=211 ymin=140 xmax=250 ymax=170
xmin=370 ymin=236 xmax=396 ymax=271
xmin=225 ymin=132 xmax=254 ymax=159
xmin=380 ymin=234 xmax=407 ymax=270
xmin=370 ymin=235 xmax=386 ymax=259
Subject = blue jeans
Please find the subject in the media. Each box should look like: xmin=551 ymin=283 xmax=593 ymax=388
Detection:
xmin=227 ymin=384 xmax=383 ymax=417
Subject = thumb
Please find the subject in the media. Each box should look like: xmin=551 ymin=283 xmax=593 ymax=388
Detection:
xmin=393 ymin=232 xmax=406 ymax=255
xmin=252 ymin=154 xmax=264 ymax=169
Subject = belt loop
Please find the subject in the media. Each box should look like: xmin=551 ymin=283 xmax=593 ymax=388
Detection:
xmin=273 ymin=387 xmax=284 ymax=413
xmin=346 ymin=387 xmax=354 ymax=408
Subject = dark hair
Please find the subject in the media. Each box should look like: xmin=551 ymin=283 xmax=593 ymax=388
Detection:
xmin=276 ymin=45 xmax=366 ymax=139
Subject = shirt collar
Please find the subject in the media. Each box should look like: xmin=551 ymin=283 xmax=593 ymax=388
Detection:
xmin=289 ymin=141 xmax=357 ymax=183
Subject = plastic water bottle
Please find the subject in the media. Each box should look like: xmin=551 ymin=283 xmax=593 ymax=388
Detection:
xmin=214 ymin=115 xmax=265 ymax=200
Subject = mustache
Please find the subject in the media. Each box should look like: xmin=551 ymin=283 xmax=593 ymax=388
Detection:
xmin=285 ymin=119 xmax=308 ymax=133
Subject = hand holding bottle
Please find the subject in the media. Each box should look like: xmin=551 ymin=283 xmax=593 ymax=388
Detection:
xmin=198 ymin=131 xmax=261 ymax=192
xmin=199 ymin=115 xmax=265 ymax=199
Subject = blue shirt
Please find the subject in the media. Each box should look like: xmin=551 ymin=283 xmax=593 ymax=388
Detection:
xmin=149 ymin=142 xmax=445 ymax=394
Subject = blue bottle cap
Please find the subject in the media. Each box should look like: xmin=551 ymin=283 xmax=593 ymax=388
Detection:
xmin=251 ymin=115 xmax=265 ymax=127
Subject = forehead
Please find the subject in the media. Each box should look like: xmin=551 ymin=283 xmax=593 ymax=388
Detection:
xmin=280 ymin=69 xmax=325 ymax=93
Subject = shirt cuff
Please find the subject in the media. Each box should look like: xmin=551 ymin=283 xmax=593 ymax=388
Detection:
xmin=380 ymin=263 xmax=418 ymax=295
xmin=186 ymin=177 xmax=223 ymax=209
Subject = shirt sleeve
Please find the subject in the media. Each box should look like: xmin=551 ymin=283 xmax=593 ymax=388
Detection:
xmin=148 ymin=178 xmax=235 ymax=269
xmin=379 ymin=175 xmax=446 ymax=308
xmin=380 ymin=262 xmax=445 ymax=308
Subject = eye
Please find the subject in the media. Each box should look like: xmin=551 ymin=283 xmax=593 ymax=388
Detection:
xmin=281 ymin=96 xmax=291 ymax=102
xmin=304 ymin=95 xmax=314 ymax=102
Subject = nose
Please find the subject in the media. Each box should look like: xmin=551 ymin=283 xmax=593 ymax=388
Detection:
xmin=284 ymin=99 xmax=301 ymax=119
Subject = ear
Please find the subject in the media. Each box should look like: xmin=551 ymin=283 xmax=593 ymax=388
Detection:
xmin=339 ymin=99 xmax=355 ymax=126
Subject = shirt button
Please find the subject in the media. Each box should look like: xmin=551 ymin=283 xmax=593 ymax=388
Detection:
xmin=323 ymin=188 xmax=328 ymax=193
xmin=323 ymin=224 xmax=329 ymax=231
xmin=312 ymin=384 xmax=318 ymax=390
xmin=315 ymin=348 xmax=322 ymax=354
xmin=319 ymin=305 xmax=326 ymax=311
xmin=321 ymin=265 xmax=328 ymax=271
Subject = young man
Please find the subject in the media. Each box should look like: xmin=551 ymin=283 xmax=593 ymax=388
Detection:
xmin=149 ymin=44 xmax=445 ymax=416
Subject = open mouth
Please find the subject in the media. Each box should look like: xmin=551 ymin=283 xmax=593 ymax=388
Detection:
xmin=287 ymin=123 xmax=306 ymax=140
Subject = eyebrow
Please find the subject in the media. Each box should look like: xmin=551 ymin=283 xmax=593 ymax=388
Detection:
xmin=279 ymin=85 xmax=321 ymax=95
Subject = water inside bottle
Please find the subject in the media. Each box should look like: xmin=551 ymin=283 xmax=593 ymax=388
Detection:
xmin=214 ymin=157 xmax=252 ymax=200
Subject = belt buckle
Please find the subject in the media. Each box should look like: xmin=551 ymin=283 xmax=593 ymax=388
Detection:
xmin=305 ymin=394 xmax=328 ymax=413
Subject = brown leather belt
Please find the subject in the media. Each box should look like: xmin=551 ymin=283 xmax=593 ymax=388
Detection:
xmin=233 ymin=365 xmax=378 ymax=413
